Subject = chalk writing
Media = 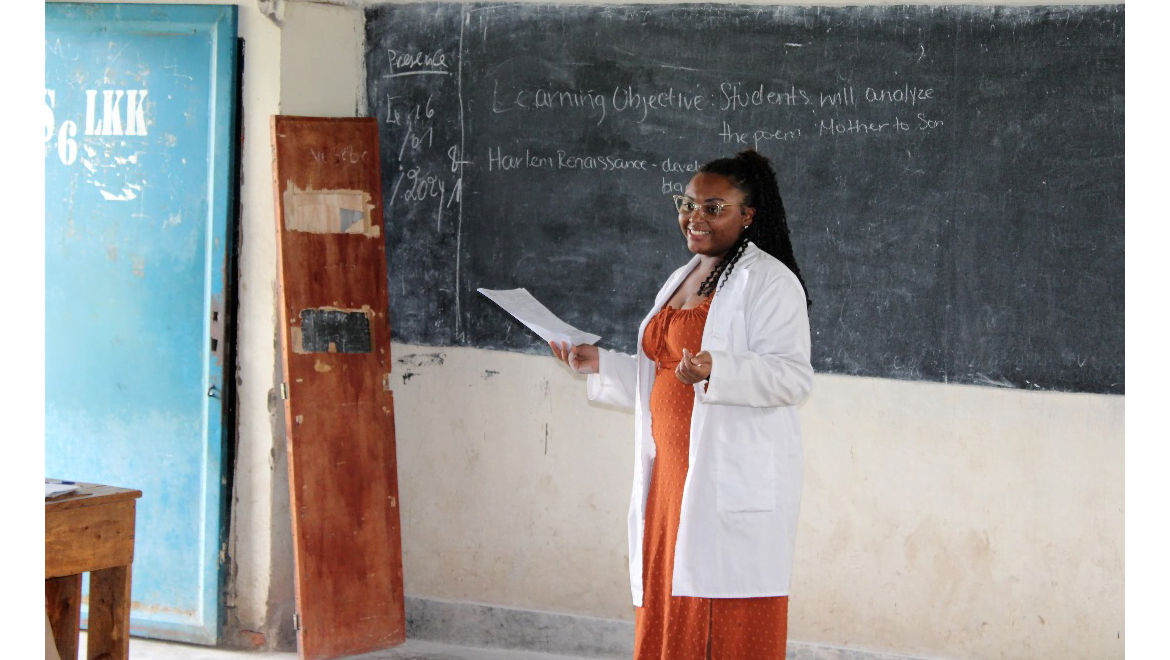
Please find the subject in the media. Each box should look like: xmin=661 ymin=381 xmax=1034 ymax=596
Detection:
xmin=486 ymin=109 xmax=947 ymax=179
xmin=818 ymin=117 xmax=895 ymax=136
xmin=399 ymin=118 xmax=435 ymax=155
xmin=492 ymin=81 xmax=608 ymax=125
xmin=488 ymin=147 xmax=555 ymax=171
xmin=402 ymin=167 xmax=446 ymax=203
xmin=486 ymin=146 xmax=651 ymax=172
xmin=447 ymin=145 xmax=471 ymax=173
xmin=382 ymin=46 xmax=953 ymax=271
xmin=819 ymin=86 xmax=857 ymax=108
xmin=611 ymin=86 xmax=707 ymax=123
xmin=396 ymin=165 xmax=452 ymax=231
xmin=491 ymin=82 xmax=709 ymax=125
xmin=864 ymin=84 xmax=935 ymax=106
xmin=386 ymin=48 xmax=450 ymax=77
xmin=485 ymin=79 xmax=941 ymax=130
xmin=916 ymin=113 xmax=944 ymax=130
xmin=659 ymin=158 xmax=701 ymax=174
xmin=308 ymin=145 xmax=370 ymax=165
xmin=385 ymin=93 xmax=435 ymax=126
xmin=558 ymin=150 xmax=649 ymax=171
xmin=379 ymin=42 xmax=466 ymax=239
xmin=720 ymin=83 xmax=812 ymax=111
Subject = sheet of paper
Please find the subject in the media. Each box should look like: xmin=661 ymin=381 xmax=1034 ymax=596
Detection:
xmin=478 ymin=288 xmax=601 ymax=347
xmin=45 ymin=481 xmax=79 ymax=499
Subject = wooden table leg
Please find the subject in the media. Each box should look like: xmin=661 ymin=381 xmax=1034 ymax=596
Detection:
xmin=86 ymin=565 xmax=132 ymax=660
xmin=46 ymin=574 xmax=82 ymax=660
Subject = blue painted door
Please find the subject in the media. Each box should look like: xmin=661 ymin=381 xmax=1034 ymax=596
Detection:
xmin=44 ymin=3 xmax=238 ymax=644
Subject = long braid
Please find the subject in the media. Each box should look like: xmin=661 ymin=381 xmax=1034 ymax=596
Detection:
xmin=695 ymin=150 xmax=811 ymax=308
xmin=695 ymin=234 xmax=748 ymax=297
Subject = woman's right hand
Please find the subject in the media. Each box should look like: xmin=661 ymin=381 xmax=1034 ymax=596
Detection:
xmin=549 ymin=341 xmax=599 ymax=374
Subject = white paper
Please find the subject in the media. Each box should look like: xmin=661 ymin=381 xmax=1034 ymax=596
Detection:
xmin=45 ymin=481 xmax=79 ymax=499
xmin=478 ymin=288 xmax=601 ymax=347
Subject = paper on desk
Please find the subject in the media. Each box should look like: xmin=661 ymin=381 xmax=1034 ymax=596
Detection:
xmin=478 ymin=288 xmax=601 ymax=347
xmin=45 ymin=481 xmax=78 ymax=499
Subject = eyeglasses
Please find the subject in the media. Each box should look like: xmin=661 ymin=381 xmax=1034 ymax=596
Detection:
xmin=673 ymin=195 xmax=745 ymax=220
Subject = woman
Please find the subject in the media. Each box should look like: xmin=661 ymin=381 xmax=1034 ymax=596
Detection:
xmin=550 ymin=149 xmax=813 ymax=660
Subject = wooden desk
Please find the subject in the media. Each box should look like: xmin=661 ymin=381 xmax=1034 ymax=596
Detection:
xmin=45 ymin=482 xmax=141 ymax=660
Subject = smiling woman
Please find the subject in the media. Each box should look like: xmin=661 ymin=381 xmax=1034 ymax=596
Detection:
xmin=674 ymin=175 xmax=752 ymax=264
xmin=550 ymin=149 xmax=813 ymax=660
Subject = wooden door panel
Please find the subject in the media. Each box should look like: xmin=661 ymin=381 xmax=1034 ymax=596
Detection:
xmin=291 ymin=396 xmax=401 ymax=654
xmin=272 ymin=116 xmax=405 ymax=660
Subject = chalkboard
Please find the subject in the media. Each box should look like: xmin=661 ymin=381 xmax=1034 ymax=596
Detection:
xmin=365 ymin=3 xmax=1124 ymax=395
xmin=299 ymin=309 xmax=374 ymax=353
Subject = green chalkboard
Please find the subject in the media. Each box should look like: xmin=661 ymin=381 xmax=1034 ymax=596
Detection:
xmin=366 ymin=4 xmax=1124 ymax=394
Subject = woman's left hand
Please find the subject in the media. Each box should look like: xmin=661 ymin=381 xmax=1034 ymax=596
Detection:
xmin=676 ymin=348 xmax=712 ymax=384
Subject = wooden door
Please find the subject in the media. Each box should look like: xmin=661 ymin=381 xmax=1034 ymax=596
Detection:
xmin=271 ymin=116 xmax=405 ymax=660
xmin=44 ymin=3 xmax=238 ymax=643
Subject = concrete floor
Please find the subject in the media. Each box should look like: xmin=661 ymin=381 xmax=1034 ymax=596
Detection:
xmin=78 ymin=634 xmax=604 ymax=660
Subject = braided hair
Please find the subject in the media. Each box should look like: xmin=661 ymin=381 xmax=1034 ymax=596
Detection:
xmin=694 ymin=149 xmax=811 ymax=308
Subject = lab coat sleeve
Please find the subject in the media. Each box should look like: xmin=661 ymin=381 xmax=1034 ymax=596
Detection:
xmin=586 ymin=347 xmax=638 ymax=411
xmin=695 ymin=270 xmax=813 ymax=408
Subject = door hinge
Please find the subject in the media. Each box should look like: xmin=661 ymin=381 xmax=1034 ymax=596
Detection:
xmin=293 ymin=612 xmax=301 ymax=631
xmin=209 ymin=297 xmax=224 ymax=360
xmin=280 ymin=382 xmax=289 ymax=400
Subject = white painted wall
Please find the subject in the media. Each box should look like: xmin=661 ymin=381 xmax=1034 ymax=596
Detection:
xmin=47 ymin=1 xmax=1124 ymax=657
xmin=228 ymin=4 xmax=284 ymax=647
xmin=280 ymin=2 xmax=367 ymax=118
xmin=389 ymin=345 xmax=1124 ymax=660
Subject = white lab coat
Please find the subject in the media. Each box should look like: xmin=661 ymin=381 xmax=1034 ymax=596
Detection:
xmin=586 ymin=243 xmax=812 ymax=606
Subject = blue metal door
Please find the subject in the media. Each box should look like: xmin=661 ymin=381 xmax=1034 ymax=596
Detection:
xmin=44 ymin=3 xmax=238 ymax=644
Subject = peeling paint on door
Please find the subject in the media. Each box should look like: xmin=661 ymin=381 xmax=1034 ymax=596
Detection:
xmin=282 ymin=183 xmax=380 ymax=238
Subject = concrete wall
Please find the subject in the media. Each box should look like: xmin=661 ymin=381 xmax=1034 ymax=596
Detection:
xmin=390 ymin=346 xmax=1124 ymax=660
xmin=48 ymin=1 xmax=1124 ymax=658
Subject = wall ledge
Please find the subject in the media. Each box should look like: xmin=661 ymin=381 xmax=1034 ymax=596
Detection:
xmin=405 ymin=596 xmax=945 ymax=660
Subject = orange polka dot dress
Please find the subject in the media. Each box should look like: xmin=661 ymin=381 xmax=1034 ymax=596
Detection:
xmin=634 ymin=295 xmax=789 ymax=660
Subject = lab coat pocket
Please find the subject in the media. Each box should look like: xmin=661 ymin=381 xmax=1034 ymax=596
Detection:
xmin=731 ymin=310 xmax=749 ymax=352
xmin=715 ymin=440 xmax=776 ymax=513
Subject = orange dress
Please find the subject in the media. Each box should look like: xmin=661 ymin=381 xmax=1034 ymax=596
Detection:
xmin=634 ymin=296 xmax=789 ymax=660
